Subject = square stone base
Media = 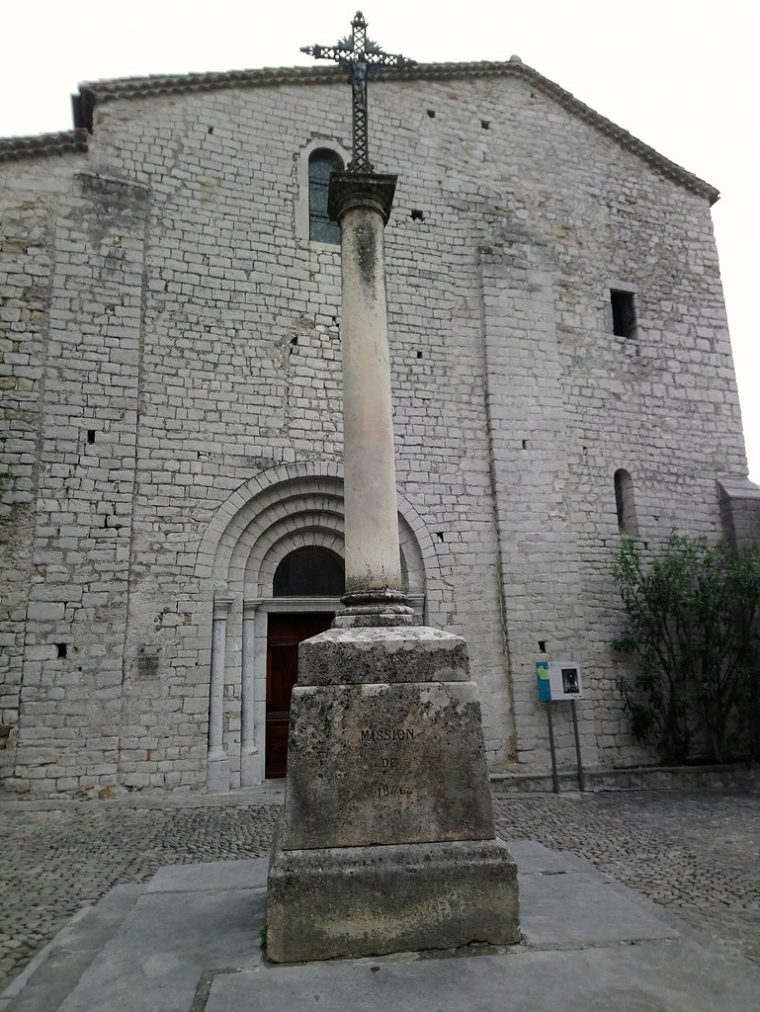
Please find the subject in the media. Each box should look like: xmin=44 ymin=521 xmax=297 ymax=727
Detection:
xmin=266 ymin=827 xmax=520 ymax=963
xmin=281 ymin=628 xmax=496 ymax=850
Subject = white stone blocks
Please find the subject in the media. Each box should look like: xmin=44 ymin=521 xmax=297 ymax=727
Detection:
xmin=0 ymin=69 xmax=750 ymax=794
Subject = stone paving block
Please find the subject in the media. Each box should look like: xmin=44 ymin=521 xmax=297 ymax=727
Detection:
xmin=2 ymin=790 xmax=759 ymax=994
xmin=146 ymin=857 xmax=269 ymax=894
xmin=2 ymin=885 xmax=144 ymax=1012
xmin=505 ymin=838 xmax=594 ymax=875
xmin=206 ymin=939 xmax=760 ymax=1012
xmin=507 ymin=838 xmax=682 ymax=946
xmin=518 ymin=869 xmax=677 ymax=946
xmin=56 ymin=889 xmax=265 ymax=1012
xmin=9 ymin=838 xmax=759 ymax=1012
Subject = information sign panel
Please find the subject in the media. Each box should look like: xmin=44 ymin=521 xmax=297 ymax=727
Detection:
xmin=536 ymin=660 xmax=583 ymax=701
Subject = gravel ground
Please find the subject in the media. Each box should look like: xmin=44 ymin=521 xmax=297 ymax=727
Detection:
xmin=1 ymin=788 xmax=758 ymax=992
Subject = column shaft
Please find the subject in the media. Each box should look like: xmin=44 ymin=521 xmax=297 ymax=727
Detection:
xmin=340 ymin=203 xmax=402 ymax=595
xmin=240 ymin=606 xmax=261 ymax=786
xmin=207 ymin=600 xmax=231 ymax=791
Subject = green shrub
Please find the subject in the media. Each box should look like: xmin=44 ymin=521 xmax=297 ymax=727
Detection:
xmin=613 ymin=533 xmax=760 ymax=764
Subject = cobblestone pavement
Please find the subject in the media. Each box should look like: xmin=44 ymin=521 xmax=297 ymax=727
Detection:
xmin=491 ymin=788 xmax=760 ymax=966
xmin=1 ymin=788 xmax=758 ymax=992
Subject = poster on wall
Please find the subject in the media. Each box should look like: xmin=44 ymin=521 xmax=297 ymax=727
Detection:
xmin=536 ymin=660 xmax=583 ymax=701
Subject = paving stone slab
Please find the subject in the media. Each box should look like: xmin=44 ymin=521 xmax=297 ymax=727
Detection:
xmin=56 ymin=888 xmax=265 ymax=1012
xmin=146 ymin=858 xmax=269 ymax=894
xmin=509 ymin=839 xmax=679 ymax=945
xmin=206 ymin=939 xmax=760 ymax=1012
xmin=5 ymin=835 xmax=760 ymax=1012
xmin=506 ymin=838 xmax=598 ymax=874
xmin=3 ymin=789 xmax=758 ymax=990
xmin=0 ymin=885 xmax=144 ymax=1012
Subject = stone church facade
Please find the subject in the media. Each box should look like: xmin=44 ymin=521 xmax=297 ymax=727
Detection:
xmin=1 ymin=58 xmax=757 ymax=797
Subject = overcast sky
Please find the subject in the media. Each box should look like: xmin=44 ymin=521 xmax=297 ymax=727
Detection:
xmin=4 ymin=0 xmax=758 ymax=480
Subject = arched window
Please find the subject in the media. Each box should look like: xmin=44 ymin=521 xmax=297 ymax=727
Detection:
xmin=308 ymin=149 xmax=343 ymax=244
xmin=614 ymin=469 xmax=638 ymax=537
xmin=273 ymin=546 xmax=345 ymax=597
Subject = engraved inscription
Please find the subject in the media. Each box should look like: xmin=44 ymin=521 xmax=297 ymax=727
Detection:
xmin=360 ymin=728 xmax=418 ymax=802
xmin=377 ymin=784 xmax=413 ymax=799
xmin=360 ymin=728 xmax=416 ymax=741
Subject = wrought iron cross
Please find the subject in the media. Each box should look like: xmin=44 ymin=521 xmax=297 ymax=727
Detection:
xmin=301 ymin=11 xmax=415 ymax=173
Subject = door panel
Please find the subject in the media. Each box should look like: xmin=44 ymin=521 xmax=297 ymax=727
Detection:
xmin=265 ymin=612 xmax=333 ymax=778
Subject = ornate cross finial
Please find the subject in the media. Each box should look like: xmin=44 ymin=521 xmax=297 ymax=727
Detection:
xmin=302 ymin=11 xmax=415 ymax=173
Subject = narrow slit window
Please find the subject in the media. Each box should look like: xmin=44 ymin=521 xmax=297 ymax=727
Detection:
xmin=610 ymin=289 xmax=637 ymax=338
xmin=614 ymin=468 xmax=638 ymax=536
xmin=308 ymin=149 xmax=344 ymax=244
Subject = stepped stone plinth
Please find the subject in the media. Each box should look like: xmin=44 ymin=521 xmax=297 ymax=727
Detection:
xmin=266 ymin=626 xmax=520 ymax=961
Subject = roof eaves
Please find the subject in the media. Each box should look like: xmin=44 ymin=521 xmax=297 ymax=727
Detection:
xmin=21 ymin=61 xmax=717 ymax=205
xmin=502 ymin=62 xmax=720 ymax=205
xmin=79 ymin=59 xmax=720 ymax=204
xmin=395 ymin=61 xmax=720 ymax=204
xmin=78 ymin=64 xmax=343 ymax=103
xmin=0 ymin=129 xmax=89 ymax=164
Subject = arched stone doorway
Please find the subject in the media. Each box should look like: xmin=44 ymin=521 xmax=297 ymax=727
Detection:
xmin=265 ymin=547 xmax=344 ymax=778
xmin=197 ymin=462 xmax=440 ymax=792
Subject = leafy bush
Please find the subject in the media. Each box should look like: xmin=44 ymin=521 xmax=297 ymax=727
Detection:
xmin=613 ymin=533 xmax=760 ymax=764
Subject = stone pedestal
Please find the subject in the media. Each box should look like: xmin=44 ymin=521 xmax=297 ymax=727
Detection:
xmin=266 ymin=171 xmax=518 ymax=962
xmin=266 ymin=627 xmax=520 ymax=962
xmin=268 ymin=834 xmax=519 ymax=963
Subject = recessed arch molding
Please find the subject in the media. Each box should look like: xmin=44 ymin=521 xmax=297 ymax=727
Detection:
xmin=196 ymin=460 xmax=438 ymax=602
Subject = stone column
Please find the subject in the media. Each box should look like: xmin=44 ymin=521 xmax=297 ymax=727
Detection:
xmin=267 ymin=174 xmax=520 ymax=962
xmin=207 ymin=598 xmax=231 ymax=792
xmin=240 ymin=602 xmax=261 ymax=786
xmin=329 ymin=174 xmax=413 ymax=627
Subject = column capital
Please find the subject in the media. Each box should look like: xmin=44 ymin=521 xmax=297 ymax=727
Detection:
xmin=213 ymin=597 xmax=233 ymax=619
xmin=329 ymin=172 xmax=397 ymax=225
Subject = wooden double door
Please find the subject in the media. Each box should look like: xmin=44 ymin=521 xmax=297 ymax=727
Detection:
xmin=265 ymin=612 xmax=333 ymax=778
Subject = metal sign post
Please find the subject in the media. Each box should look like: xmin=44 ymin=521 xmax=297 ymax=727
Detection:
xmin=545 ymin=701 xmax=560 ymax=794
xmin=570 ymin=698 xmax=585 ymax=792
xmin=536 ymin=660 xmax=585 ymax=794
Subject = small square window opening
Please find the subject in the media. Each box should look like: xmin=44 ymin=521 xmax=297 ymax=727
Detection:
xmin=611 ymin=289 xmax=637 ymax=338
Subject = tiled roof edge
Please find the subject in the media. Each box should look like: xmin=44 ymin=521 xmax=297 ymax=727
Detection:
xmin=78 ymin=63 xmax=343 ymax=101
xmin=498 ymin=62 xmax=720 ymax=205
xmin=6 ymin=62 xmax=718 ymax=204
xmin=0 ymin=129 xmax=89 ymax=164
xmin=78 ymin=60 xmax=719 ymax=204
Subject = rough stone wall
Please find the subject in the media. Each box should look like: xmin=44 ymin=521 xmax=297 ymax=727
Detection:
xmin=1 ymin=162 xmax=148 ymax=793
xmin=0 ymin=163 xmax=69 ymax=767
xmin=0 ymin=69 xmax=750 ymax=794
